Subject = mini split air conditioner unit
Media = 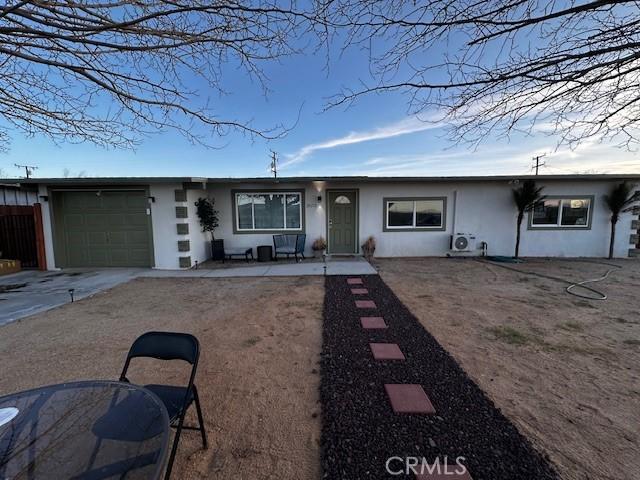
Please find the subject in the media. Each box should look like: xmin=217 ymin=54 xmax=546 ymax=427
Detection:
xmin=450 ymin=233 xmax=476 ymax=252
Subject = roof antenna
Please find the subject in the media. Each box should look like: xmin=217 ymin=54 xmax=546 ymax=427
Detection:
xmin=269 ymin=150 xmax=278 ymax=179
xmin=531 ymin=154 xmax=547 ymax=175
xmin=14 ymin=164 xmax=38 ymax=179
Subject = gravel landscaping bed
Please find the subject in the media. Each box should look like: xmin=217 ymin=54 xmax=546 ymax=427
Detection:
xmin=321 ymin=274 xmax=560 ymax=480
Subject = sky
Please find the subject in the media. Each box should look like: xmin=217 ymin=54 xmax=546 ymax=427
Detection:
xmin=1 ymin=24 xmax=640 ymax=180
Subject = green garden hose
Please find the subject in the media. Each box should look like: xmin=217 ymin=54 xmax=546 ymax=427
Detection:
xmin=476 ymin=258 xmax=622 ymax=301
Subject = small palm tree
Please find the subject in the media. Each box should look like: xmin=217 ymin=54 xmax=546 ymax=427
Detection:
xmin=604 ymin=182 xmax=638 ymax=259
xmin=512 ymin=180 xmax=546 ymax=258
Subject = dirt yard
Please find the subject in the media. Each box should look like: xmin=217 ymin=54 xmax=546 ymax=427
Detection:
xmin=0 ymin=276 xmax=324 ymax=480
xmin=375 ymin=257 xmax=640 ymax=480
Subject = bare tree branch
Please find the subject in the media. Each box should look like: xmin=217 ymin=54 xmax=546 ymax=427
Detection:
xmin=0 ymin=0 xmax=309 ymax=150
xmin=318 ymin=0 xmax=640 ymax=149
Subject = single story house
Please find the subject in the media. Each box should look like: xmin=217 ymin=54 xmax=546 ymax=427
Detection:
xmin=4 ymin=174 xmax=639 ymax=270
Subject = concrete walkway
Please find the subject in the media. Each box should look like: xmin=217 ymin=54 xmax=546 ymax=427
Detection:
xmin=143 ymin=259 xmax=377 ymax=278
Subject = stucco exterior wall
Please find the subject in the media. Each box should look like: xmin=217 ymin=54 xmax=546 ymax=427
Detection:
xmin=209 ymin=179 xmax=637 ymax=259
xmin=149 ymin=183 xmax=183 ymax=269
xmin=33 ymin=177 xmax=639 ymax=270
xmin=517 ymin=181 xmax=627 ymax=257
xmin=206 ymin=181 xmax=326 ymax=257
xmin=186 ymin=188 xmax=210 ymax=266
xmin=38 ymin=184 xmax=57 ymax=270
xmin=354 ymin=179 xmax=636 ymax=258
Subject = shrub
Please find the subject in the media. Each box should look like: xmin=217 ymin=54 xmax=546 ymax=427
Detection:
xmin=312 ymin=237 xmax=327 ymax=251
xmin=361 ymin=235 xmax=376 ymax=260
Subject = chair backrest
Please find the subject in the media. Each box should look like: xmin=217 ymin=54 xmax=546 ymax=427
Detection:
xmin=295 ymin=234 xmax=306 ymax=253
xmin=274 ymin=234 xmax=305 ymax=253
xmin=273 ymin=234 xmax=286 ymax=249
xmin=120 ymin=331 xmax=200 ymax=382
xmin=274 ymin=234 xmax=296 ymax=249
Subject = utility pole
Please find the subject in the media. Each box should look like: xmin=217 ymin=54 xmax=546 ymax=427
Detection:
xmin=14 ymin=163 xmax=38 ymax=179
xmin=269 ymin=151 xmax=278 ymax=179
xmin=531 ymin=154 xmax=546 ymax=175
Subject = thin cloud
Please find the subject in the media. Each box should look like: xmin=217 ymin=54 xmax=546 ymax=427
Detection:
xmin=280 ymin=116 xmax=443 ymax=168
xmin=337 ymin=142 xmax=640 ymax=177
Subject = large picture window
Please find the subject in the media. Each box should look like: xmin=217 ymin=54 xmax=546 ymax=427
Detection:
xmin=530 ymin=197 xmax=592 ymax=229
xmin=234 ymin=191 xmax=303 ymax=232
xmin=383 ymin=197 xmax=446 ymax=231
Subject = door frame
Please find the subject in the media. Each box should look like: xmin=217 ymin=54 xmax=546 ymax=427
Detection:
xmin=326 ymin=188 xmax=359 ymax=255
xmin=48 ymin=186 xmax=155 ymax=268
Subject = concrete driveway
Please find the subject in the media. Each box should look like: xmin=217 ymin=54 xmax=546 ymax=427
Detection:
xmin=0 ymin=269 xmax=142 ymax=326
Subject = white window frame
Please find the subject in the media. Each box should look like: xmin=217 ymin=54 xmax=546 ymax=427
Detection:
xmin=234 ymin=191 xmax=303 ymax=232
xmin=530 ymin=196 xmax=593 ymax=229
xmin=383 ymin=197 xmax=446 ymax=231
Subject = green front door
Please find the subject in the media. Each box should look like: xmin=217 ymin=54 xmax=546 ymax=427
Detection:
xmin=52 ymin=190 xmax=153 ymax=267
xmin=328 ymin=191 xmax=357 ymax=254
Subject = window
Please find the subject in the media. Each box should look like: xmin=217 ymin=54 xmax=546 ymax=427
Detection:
xmin=530 ymin=197 xmax=592 ymax=228
xmin=384 ymin=197 xmax=446 ymax=231
xmin=234 ymin=191 xmax=303 ymax=232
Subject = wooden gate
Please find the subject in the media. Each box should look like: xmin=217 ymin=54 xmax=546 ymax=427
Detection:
xmin=0 ymin=204 xmax=46 ymax=269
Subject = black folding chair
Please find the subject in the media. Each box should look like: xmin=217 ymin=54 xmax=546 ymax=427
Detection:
xmin=119 ymin=332 xmax=208 ymax=480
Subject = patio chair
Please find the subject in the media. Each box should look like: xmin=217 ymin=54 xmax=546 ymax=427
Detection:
xmin=273 ymin=234 xmax=306 ymax=262
xmin=119 ymin=331 xmax=207 ymax=480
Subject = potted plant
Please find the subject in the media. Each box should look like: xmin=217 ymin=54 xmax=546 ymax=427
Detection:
xmin=195 ymin=197 xmax=223 ymax=260
xmin=361 ymin=235 xmax=376 ymax=261
xmin=312 ymin=237 xmax=327 ymax=258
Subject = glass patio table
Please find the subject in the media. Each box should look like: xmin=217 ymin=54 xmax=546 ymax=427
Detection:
xmin=0 ymin=380 xmax=170 ymax=480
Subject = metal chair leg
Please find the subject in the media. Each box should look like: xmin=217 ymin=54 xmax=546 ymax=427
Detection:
xmin=193 ymin=386 xmax=208 ymax=449
xmin=164 ymin=415 xmax=186 ymax=480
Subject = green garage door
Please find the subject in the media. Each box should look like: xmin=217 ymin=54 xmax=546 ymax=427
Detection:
xmin=52 ymin=190 xmax=153 ymax=267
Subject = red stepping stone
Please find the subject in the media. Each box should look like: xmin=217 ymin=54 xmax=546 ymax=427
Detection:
xmin=355 ymin=300 xmax=376 ymax=309
xmin=370 ymin=343 xmax=405 ymax=360
xmin=384 ymin=384 xmax=435 ymax=414
xmin=415 ymin=468 xmax=473 ymax=479
xmin=360 ymin=317 xmax=387 ymax=329
xmin=351 ymin=288 xmax=368 ymax=295
xmin=347 ymin=278 xmax=363 ymax=285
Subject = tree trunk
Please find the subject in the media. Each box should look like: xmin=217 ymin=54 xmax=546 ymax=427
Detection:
xmin=515 ymin=211 xmax=523 ymax=258
xmin=608 ymin=215 xmax=618 ymax=259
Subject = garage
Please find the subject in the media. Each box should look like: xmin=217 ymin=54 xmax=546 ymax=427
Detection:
xmin=51 ymin=190 xmax=153 ymax=268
